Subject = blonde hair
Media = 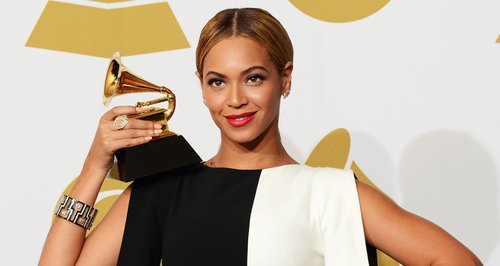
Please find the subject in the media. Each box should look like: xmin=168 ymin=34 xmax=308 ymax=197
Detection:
xmin=196 ymin=8 xmax=293 ymax=76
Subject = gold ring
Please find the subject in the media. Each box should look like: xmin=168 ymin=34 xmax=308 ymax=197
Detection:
xmin=113 ymin=115 xmax=128 ymax=130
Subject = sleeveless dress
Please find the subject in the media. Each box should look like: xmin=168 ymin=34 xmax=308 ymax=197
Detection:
xmin=117 ymin=163 xmax=370 ymax=266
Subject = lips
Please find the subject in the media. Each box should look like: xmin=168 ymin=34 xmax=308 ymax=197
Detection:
xmin=224 ymin=111 xmax=257 ymax=127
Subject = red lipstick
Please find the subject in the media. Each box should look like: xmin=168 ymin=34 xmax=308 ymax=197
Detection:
xmin=224 ymin=112 xmax=256 ymax=127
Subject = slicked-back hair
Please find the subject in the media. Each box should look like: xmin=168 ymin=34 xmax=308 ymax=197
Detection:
xmin=196 ymin=8 xmax=294 ymax=77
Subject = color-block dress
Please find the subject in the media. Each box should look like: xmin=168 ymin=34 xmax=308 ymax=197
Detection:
xmin=117 ymin=163 xmax=370 ymax=265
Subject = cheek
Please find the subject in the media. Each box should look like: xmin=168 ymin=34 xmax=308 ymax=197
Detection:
xmin=202 ymin=88 xmax=223 ymax=115
xmin=248 ymin=83 xmax=281 ymax=109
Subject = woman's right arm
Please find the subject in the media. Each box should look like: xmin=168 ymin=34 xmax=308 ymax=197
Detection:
xmin=39 ymin=106 xmax=163 ymax=266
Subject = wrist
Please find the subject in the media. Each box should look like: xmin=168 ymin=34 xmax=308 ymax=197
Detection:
xmin=77 ymin=164 xmax=109 ymax=190
xmin=80 ymin=159 xmax=111 ymax=180
xmin=69 ymin=163 xmax=110 ymax=205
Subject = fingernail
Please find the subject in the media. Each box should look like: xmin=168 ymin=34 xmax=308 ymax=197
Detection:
xmin=136 ymin=107 xmax=143 ymax=113
xmin=144 ymin=136 xmax=152 ymax=141
xmin=154 ymin=129 xmax=163 ymax=134
xmin=154 ymin=124 xmax=162 ymax=129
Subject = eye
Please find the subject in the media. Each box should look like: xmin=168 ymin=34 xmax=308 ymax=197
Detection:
xmin=245 ymin=74 xmax=265 ymax=86
xmin=207 ymin=78 xmax=226 ymax=89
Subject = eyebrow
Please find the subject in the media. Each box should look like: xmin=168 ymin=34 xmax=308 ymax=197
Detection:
xmin=205 ymin=66 xmax=269 ymax=79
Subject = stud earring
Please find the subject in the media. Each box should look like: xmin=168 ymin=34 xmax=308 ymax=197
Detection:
xmin=282 ymin=81 xmax=291 ymax=99
xmin=282 ymin=90 xmax=290 ymax=99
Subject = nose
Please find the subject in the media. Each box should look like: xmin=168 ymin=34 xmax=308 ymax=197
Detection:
xmin=227 ymin=84 xmax=248 ymax=108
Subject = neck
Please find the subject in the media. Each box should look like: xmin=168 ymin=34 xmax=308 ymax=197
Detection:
xmin=207 ymin=125 xmax=297 ymax=170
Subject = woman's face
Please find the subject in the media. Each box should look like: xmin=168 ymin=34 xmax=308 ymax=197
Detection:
xmin=198 ymin=36 xmax=292 ymax=146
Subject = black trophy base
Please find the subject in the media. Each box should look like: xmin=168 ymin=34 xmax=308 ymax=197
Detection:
xmin=115 ymin=135 xmax=201 ymax=182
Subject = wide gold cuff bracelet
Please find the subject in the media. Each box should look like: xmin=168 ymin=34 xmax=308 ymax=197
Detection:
xmin=55 ymin=195 xmax=98 ymax=230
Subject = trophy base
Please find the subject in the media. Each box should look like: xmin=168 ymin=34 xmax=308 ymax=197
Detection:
xmin=114 ymin=135 xmax=201 ymax=182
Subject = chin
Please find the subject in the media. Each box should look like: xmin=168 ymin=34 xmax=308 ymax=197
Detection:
xmin=220 ymin=126 xmax=265 ymax=145
xmin=226 ymin=133 xmax=260 ymax=145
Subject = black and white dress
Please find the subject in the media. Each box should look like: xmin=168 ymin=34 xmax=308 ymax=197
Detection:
xmin=117 ymin=163 xmax=370 ymax=265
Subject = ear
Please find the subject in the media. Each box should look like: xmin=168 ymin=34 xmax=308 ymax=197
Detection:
xmin=195 ymin=71 xmax=203 ymax=83
xmin=281 ymin=61 xmax=293 ymax=95
xmin=195 ymin=71 xmax=208 ymax=107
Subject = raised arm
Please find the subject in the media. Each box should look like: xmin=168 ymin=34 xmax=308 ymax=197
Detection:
xmin=356 ymin=180 xmax=483 ymax=266
xmin=39 ymin=106 xmax=162 ymax=265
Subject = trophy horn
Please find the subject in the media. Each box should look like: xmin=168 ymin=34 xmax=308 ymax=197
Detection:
xmin=103 ymin=52 xmax=176 ymax=120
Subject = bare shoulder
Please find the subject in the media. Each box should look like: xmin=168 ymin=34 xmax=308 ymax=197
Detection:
xmin=355 ymin=181 xmax=482 ymax=266
xmin=76 ymin=186 xmax=132 ymax=266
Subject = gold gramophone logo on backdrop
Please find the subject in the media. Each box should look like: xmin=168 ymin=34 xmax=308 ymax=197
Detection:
xmin=26 ymin=0 xmax=189 ymax=57
xmin=289 ymin=0 xmax=390 ymax=22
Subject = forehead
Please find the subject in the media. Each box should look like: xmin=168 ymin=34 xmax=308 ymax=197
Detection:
xmin=202 ymin=37 xmax=274 ymax=75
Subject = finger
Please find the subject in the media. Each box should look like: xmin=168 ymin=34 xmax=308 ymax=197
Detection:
xmin=102 ymin=106 xmax=142 ymax=121
xmin=110 ymin=128 xmax=163 ymax=140
xmin=99 ymin=129 xmax=159 ymax=154
xmin=107 ymin=136 xmax=155 ymax=151
xmin=125 ymin=118 xmax=163 ymax=130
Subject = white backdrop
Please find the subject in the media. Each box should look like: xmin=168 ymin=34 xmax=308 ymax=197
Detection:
xmin=1 ymin=0 xmax=499 ymax=264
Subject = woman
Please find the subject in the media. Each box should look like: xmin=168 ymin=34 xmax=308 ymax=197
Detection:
xmin=39 ymin=8 xmax=482 ymax=265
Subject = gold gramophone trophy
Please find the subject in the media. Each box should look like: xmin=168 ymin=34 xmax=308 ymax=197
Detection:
xmin=104 ymin=52 xmax=201 ymax=182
